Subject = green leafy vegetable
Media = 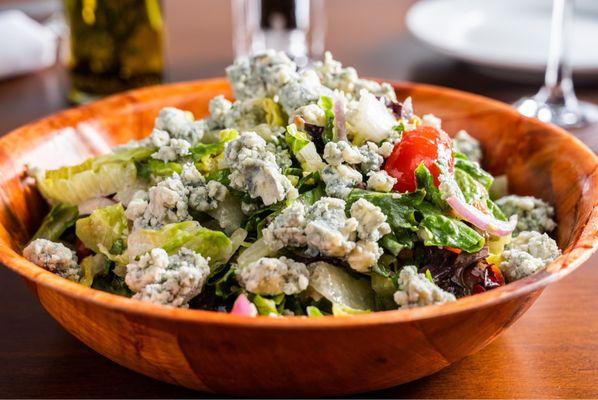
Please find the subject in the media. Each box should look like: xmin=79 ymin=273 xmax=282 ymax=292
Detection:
xmin=31 ymin=203 xmax=78 ymax=242
xmin=34 ymin=147 xmax=154 ymax=205
xmin=347 ymin=189 xmax=485 ymax=253
xmin=371 ymin=273 xmax=396 ymax=311
xmin=190 ymin=129 xmax=238 ymax=172
xmin=306 ymin=305 xmax=324 ymax=317
xmin=137 ymin=159 xmax=182 ymax=180
xmin=320 ymin=96 xmax=335 ymax=143
xmin=127 ymin=221 xmax=232 ymax=266
xmin=331 ymin=303 xmax=371 ymax=316
xmin=425 ymin=269 xmax=433 ymax=283
xmin=454 ymin=154 xmax=493 ymax=190
xmin=418 ymin=213 xmax=485 ymax=252
xmin=379 ymin=233 xmax=414 ymax=256
xmin=76 ymin=203 xmax=128 ymax=262
xmin=80 ymin=253 xmax=110 ymax=287
xmin=262 ymin=98 xmax=286 ymax=127
xmin=415 ymin=163 xmax=446 ymax=210
xmin=91 ymin=273 xmax=133 ymax=297
xmin=309 ymin=262 xmax=375 ymax=311
xmin=252 ymin=295 xmax=279 ymax=316
xmin=285 ymin=124 xmax=311 ymax=154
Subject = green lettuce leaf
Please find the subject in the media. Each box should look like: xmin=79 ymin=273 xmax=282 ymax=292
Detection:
xmin=285 ymin=124 xmax=311 ymax=154
xmin=127 ymin=221 xmax=232 ymax=266
xmin=190 ymin=129 xmax=238 ymax=172
xmin=415 ymin=163 xmax=447 ymax=210
xmin=454 ymin=154 xmax=493 ymax=190
xmin=31 ymin=203 xmax=78 ymax=242
xmin=137 ymin=159 xmax=182 ymax=180
xmin=306 ymin=305 xmax=324 ymax=317
xmin=347 ymin=189 xmax=485 ymax=253
xmin=320 ymin=96 xmax=335 ymax=143
xmin=35 ymin=147 xmax=154 ymax=205
xmin=80 ymin=253 xmax=110 ymax=287
xmin=76 ymin=203 xmax=129 ymax=262
xmin=262 ymin=98 xmax=286 ymax=127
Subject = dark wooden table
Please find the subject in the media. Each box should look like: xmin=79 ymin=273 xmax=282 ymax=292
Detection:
xmin=1 ymin=0 xmax=597 ymax=398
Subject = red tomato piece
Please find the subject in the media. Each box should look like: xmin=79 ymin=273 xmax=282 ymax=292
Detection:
xmin=384 ymin=126 xmax=454 ymax=192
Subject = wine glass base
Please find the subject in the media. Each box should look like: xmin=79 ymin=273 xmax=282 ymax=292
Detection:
xmin=514 ymin=96 xmax=598 ymax=129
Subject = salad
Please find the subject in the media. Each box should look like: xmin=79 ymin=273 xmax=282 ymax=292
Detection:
xmin=23 ymin=51 xmax=561 ymax=317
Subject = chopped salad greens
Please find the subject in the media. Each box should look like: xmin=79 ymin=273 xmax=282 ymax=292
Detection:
xmin=23 ymin=51 xmax=561 ymax=316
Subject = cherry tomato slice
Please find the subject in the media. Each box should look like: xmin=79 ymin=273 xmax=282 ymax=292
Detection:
xmin=384 ymin=126 xmax=454 ymax=192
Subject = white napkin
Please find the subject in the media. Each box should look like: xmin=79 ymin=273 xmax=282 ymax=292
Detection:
xmin=0 ymin=10 xmax=58 ymax=80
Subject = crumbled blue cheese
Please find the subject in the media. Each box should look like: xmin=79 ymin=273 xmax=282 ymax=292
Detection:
xmin=359 ymin=142 xmax=384 ymax=173
xmin=378 ymin=141 xmax=395 ymax=158
xmin=262 ymin=201 xmax=308 ymax=250
xmin=314 ymin=52 xmax=397 ymax=101
xmin=152 ymin=138 xmax=191 ymax=163
xmin=133 ymin=175 xmax=191 ymax=228
xmin=23 ymin=239 xmax=80 ymax=282
xmin=350 ymin=198 xmax=391 ymax=241
xmin=237 ymin=256 xmax=309 ymax=295
xmin=291 ymin=103 xmax=326 ymax=126
xmin=207 ymin=95 xmax=233 ymax=129
xmin=393 ymin=265 xmax=456 ymax=308
xmin=226 ymin=50 xmax=298 ymax=100
xmin=155 ymin=107 xmax=204 ymax=144
xmin=188 ymin=180 xmax=228 ymax=212
xmin=278 ymin=70 xmax=326 ymax=115
xmin=453 ymin=130 xmax=482 ymax=163
xmin=223 ymin=98 xmax=267 ymax=130
xmin=496 ymin=195 xmax=557 ymax=234
xmin=225 ymin=132 xmax=297 ymax=205
xmin=500 ymin=231 xmax=561 ymax=282
xmin=366 ymin=170 xmax=397 ymax=192
xmin=347 ymin=240 xmax=384 ymax=273
xmin=323 ymin=141 xmax=364 ymax=166
xmin=321 ymin=164 xmax=363 ymax=199
xmin=305 ymin=197 xmax=358 ymax=257
xmin=421 ymin=113 xmax=442 ymax=130
xmin=125 ymin=247 xmax=209 ymax=307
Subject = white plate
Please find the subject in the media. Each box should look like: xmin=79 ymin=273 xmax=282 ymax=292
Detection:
xmin=406 ymin=0 xmax=598 ymax=74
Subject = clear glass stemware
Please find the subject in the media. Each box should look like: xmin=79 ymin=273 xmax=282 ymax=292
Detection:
xmin=514 ymin=0 xmax=598 ymax=128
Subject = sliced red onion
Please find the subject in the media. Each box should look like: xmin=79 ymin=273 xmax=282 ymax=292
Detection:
xmin=446 ymin=195 xmax=517 ymax=237
xmin=333 ymin=93 xmax=347 ymax=141
xmin=78 ymin=197 xmax=116 ymax=215
xmin=230 ymin=293 xmax=257 ymax=317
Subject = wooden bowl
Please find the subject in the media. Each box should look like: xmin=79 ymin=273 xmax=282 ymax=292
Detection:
xmin=1 ymin=79 xmax=596 ymax=397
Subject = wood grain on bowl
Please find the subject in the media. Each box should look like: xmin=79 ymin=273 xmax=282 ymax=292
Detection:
xmin=0 ymin=79 xmax=596 ymax=396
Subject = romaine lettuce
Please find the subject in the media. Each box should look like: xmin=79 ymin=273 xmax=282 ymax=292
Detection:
xmin=190 ymin=129 xmax=238 ymax=172
xmin=31 ymin=203 xmax=78 ymax=242
xmin=262 ymin=98 xmax=286 ymax=127
xmin=76 ymin=203 xmax=128 ymax=262
xmin=34 ymin=147 xmax=154 ymax=205
xmin=80 ymin=253 xmax=110 ymax=287
xmin=127 ymin=221 xmax=232 ymax=266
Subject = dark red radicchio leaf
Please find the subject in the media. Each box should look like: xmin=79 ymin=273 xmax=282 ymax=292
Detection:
xmin=303 ymin=123 xmax=326 ymax=153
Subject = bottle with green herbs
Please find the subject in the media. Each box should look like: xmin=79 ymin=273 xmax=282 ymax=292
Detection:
xmin=64 ymin=0 xmax=164 ymax=104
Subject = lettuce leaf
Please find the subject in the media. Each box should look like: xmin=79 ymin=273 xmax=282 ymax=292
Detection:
xmin=190 ymin=129 xmax=238 ymax=173
xmin=319 ymin=96 xmax=335 ymax=143
xmin=35 ymin=147 xmax=154 ymax=205
xmin=285 ymin=124 xmax=311 ymax=154
xmin=127 ymin=221 xmax=232 ymax=266
xmin=347 ymin=189 xmax=485 ymax=253
xmin=80 ymin=253 xmax=110 ymax=287
xmin=309 ymin=262 xmax=375 ymax=311
xmin=76 ymin=203 xmax=128 ymax=262
xmin=262 ymin=98 xmax=286 ymax=127
xmin=454 ymin=153 xmax=493 ymax=190
xmin=31 ymin=203 xmax=78 ymax=242
xmin=137 ymin=159 xmax=182 ymax=180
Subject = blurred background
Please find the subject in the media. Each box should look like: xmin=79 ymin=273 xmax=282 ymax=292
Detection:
xmin=1 ymin=0 xmax=597 ymax=143
xmin=1 ymin=0 xmax=597 ymax=398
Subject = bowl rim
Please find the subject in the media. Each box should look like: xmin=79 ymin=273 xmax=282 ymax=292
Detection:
xmin=1 ymin=77 xmax=597 ymax=329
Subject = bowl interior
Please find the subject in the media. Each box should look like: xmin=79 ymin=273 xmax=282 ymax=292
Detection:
xmin=0 ymin=78 xmax=596 ymax=323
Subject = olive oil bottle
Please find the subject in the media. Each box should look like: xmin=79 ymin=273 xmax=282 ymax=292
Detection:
xmin=64 ymin=0 xmax=164 ymax=104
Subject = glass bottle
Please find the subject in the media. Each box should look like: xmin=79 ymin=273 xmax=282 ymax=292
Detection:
xmin=64 ymin=0 xmax=164 ymax=104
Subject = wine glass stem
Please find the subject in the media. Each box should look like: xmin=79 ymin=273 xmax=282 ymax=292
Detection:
xmin=538 ymin=0 xmax=577 ymax=108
